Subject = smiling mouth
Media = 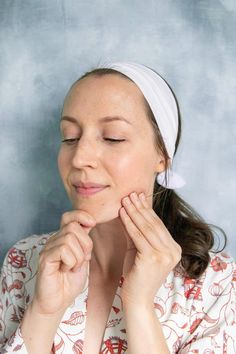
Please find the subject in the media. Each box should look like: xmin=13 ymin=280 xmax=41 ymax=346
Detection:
xmin=74 ymin=185 xmax=108 ymax=196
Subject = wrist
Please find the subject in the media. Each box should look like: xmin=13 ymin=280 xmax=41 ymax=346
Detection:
xmin=122 ymin=300 xmax=154 ymax=313
xmin=21 ymin=302 xmax=65 ymax=354
xmin=29 ymin=299 xmax=66 ymax=318
xmin=22 ymin=301 xmax=65 ymax=336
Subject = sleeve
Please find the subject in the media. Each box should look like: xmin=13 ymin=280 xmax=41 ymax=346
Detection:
xmin=179 ymin=253 xmax=236 ymax=354
xmin=0 ymin=248 xmax=28 ymax=353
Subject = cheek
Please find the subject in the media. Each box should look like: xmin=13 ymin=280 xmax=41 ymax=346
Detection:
xmin=112 ymin=152 xmax=154 ymax=189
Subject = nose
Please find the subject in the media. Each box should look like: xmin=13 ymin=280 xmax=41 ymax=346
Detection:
xmin=71 ymin=136 xmax=98 ymax=169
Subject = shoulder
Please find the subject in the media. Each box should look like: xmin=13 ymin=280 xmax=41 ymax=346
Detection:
xmin=205 ymin=250 xmax=235 ymax=285
xmin=174 ymin=252 xmax=236 ymax=351
xmin=184 ymin=250 xmax=235 ymax=309
xmin=0 ymin=231 xmax=58 ymax=314
xmin=204 ymin=250 xmax=235 ymax=298
xmin=2 ymin=230 xmax=58 ymax=272
xmin=170 ymin=250 xmax=235 ymax=304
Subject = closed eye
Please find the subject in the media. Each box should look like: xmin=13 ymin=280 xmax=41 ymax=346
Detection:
xmin=61 ymin=138 xmax=79 ymax=145
xmin=61 ymin=138 xmax=125 ymax=145
xmin=104 ymin=138 xmax=125 ymax=143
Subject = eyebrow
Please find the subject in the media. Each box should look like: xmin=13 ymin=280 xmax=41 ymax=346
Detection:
xmin=60 ymin=115 xmax=132 ymax=125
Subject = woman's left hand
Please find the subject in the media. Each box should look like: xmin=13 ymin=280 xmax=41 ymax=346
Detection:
xmin=119 ymin=191 xmax=182 ymax=307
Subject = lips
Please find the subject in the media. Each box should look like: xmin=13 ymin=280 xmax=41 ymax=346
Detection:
xmin=74 ymin=182 xmax=107 ymax=188
xmin=74 ymin=185 xmax=107 ymax=196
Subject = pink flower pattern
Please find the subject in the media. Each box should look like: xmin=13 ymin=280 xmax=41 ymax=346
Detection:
xmin=0 ymin=232 xmax=235 ymax=353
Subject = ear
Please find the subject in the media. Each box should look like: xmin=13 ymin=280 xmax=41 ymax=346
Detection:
xmin=156 ymin=157 xmax=171 ymax=173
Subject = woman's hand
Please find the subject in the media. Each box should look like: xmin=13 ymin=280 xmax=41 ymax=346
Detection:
xmin=32 ymin=210 xmax=96 ymax=315
xmin=119 ymin=192 xmax=182 ymax=307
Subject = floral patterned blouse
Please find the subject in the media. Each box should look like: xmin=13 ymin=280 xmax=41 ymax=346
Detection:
xmin=0 ymin=231 xmax=235 ymax=353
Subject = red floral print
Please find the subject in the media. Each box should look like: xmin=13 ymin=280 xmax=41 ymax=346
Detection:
xmin=211 ymin=256 xmax=228 ymax=272
xmin=0 ymin=232 xmax=235 ymax=353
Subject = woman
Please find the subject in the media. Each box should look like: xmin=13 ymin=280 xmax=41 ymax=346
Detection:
xmin=0 ymin=62 xmax=235 ymax=353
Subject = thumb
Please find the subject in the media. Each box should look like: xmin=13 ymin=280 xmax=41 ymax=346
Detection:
xmin=80 ymin=221 xmax=96 ymax=235
xmin=122 ymin=230 xmax=137 ymax=277
xmin=81 ymin=225 xmax=93 ymax=234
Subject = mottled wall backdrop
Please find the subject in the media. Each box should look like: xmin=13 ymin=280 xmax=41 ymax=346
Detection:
xmin=0 ymin=0 xmax=235 ymax=265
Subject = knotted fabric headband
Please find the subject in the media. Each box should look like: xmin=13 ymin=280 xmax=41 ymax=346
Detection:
xmin=98 ymin=61 xmax=186 ymax=189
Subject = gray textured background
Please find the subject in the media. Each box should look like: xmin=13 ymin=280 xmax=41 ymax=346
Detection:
xmin=0 ymin=0 xmax=235 ymax=265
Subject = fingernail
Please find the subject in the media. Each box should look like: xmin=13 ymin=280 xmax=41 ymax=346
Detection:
xmin=140 ymin=193 xmax=146 ymax=200
xmin=124 ymin=197 xmax=131 ymax=204
xmin=131 ymin=192 xmax=138 ymax=199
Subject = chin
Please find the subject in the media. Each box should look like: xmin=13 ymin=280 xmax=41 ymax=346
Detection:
xmin=72 ymin=200 xmax=120 ymax=224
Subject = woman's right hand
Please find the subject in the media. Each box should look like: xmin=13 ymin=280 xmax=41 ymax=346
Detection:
xmin=31 ymin=210 xmax=96 ymax=316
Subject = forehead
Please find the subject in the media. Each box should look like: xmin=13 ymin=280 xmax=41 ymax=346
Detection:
xmin=62 ymin=74 xmax=148 ymax=126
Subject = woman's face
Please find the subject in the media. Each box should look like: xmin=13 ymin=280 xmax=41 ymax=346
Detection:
xmin=58 ymin=74 xmax=165 ymax=223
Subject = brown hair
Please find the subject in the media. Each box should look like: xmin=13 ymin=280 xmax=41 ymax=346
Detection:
xmin=74 ymin=67 xmax=227 ymax=279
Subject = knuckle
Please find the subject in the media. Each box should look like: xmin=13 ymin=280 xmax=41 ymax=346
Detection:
xmin=64 ymin=223 xmax=73 ymax=234
xmin=163 ymin=250 xmax=181 ymax=267
xmin=67 ymin=221 xmax=78 ymax=232
xmin=61 ymin=212 xmax=70 ymax=226
xmin=74 ymin=251 xmax=84 ymax=264
xmin=65 ymin=221 xmax=76 ymax=232
xmin=143 ymin=222 xmax=155 ymax=233
xmin=65 ymin=232 xmax=76 ymax=244
xmin=176 ymin=243 xmax=182 ymax=255
xmin=173 ymin=243 xmax=182 ymax=259
xmin=79 ymin=255 xmax=85 ymax=263
xmin=135 ymin=230 xmax=143 ymax=238
xmin=156 ymin=220 xmax=164 ymax=229
xmin=84 ymin=241 xmax=93 ymax=254
xmin=148 ymin=253 xmax=159 ymax=263
xmin=60 ymin=243 xmax=70 ymax=255
xmin=176 ymin=247 xmax=182 ymax=263
xmin=142 ymin=222 xmax=153 ymax=234
xmin=161 ymin=254 xmax=174 ymax=267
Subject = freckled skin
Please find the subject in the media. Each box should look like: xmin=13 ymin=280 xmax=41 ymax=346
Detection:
xmin=58 ymin=74 xmax=165 ymax=223
xmin=57 ymin=74 xmax=166 ymax=273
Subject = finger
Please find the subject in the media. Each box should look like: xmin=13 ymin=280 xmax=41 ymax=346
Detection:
xmin=43 ymin=232 xmax=90 ymax=264
xmin=60 ymin=245 xmax=79 ymax=272
xmin=119 ymin=207 xmax=151 ymax=253
xmin=39 ymin=244 xmax=79 ymax=274
xmin=60 ymin=210 xmax=96 ymax=229
xmin=122 ymin=194 xmax=169 ymax=249
xmin=64 ymin=222 xmax=93 ymax=256
xmin=130 ymin=193 xmax=170 ymax=238
xmin=138 ymin=192 xmax=181 ymax=251
xmin=137 ymin=192 xmax=163 ymax=222
xmin=120 ymin=206 xmax=181 ymax=269
xmin=130 ymin=192 xmax=159 ymax=225
xmin=46 ymin=223 xmax=93 ymax=256
xmin=131 ymin=191 xmax=154 ymax=211
xmin=138 ymin=192 xmax=151 ymax=209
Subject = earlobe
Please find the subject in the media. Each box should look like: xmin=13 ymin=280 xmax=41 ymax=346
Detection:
xmin=156 ymin=157 xmax=170 ymax=173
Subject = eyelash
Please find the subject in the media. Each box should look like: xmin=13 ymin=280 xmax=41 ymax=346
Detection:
xmin=61 ymin=138 xmax=125 ymax=145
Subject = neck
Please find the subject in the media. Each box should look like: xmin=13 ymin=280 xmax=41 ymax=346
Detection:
xmin=89 ymin=217 xmax=127 ymax=280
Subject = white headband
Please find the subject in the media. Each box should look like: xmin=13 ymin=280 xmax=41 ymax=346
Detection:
xmin=98 ymin=61 xmax=185 ymax=189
